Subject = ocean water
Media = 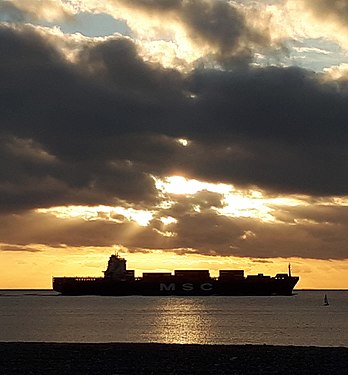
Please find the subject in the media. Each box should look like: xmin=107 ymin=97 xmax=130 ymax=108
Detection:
xmin=0 ymin=290 xmax=346 ymax=347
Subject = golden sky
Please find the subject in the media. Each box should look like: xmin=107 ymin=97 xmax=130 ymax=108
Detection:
xmin=1 ymin=247 xmax=347 ymax=289
xmin=1 ymin=176 xmax=348 ymax=289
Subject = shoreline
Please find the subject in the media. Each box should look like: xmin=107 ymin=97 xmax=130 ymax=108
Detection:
xmin=0 ymin=342 xmax=347 ymax=374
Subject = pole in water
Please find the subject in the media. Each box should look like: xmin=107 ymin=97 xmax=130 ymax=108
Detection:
xmin=324 ymin=294 xmax=329 ymax=306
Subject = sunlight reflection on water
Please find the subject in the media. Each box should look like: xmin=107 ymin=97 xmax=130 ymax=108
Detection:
xmin=149 ymin=298 xmax=213 ymax=344
xmin=0 ymin=291 xmax=347 ymax=346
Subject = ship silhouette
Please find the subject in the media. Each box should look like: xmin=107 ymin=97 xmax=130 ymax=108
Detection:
xmin=53 ymin=254 xmax=299 ymax=296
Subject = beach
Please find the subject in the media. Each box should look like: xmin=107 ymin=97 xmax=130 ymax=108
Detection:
xmin=0 ymin=343 xmax=347 ymax=374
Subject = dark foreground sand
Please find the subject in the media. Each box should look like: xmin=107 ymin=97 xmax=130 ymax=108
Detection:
xmin=0 ymin=342 xmax=347 ymax=375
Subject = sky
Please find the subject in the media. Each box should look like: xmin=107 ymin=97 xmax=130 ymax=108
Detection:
xmin=0 ymin=0 xmax=348 ymax=289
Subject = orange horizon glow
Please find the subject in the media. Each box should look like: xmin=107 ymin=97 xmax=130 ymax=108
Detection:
xmin=0 ymin=248 xmax=347 ymax=290
xmin=2 ymin=175 xmax=348 ymax=290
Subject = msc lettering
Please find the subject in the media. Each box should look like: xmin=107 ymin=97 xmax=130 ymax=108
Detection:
xmin=159 ymin=283 xmax=213 ymax=291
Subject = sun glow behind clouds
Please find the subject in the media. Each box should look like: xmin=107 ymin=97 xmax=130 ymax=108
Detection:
xmin=220 ymin=192 xmax=309 ymax=222
xmin=155 ymin=176 xmax=231 ymax=195
xmin=176 ymin=138 xmax=190 ymax=146
xmin=36 ymin=176 xmax=315 ymax=228
xmin=37 ymin=205 xmax=153 ymax=226
xmin=155 ymin=175 xmax=308 ymax=222
xmin=160 ymin=216 xmax=177 ymax=225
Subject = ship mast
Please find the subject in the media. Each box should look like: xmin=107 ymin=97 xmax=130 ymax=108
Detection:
xmin=288 ymin=263 xmax=292 ymax=277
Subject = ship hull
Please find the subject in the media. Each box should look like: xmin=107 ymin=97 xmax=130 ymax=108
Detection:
xmin=53 ymin=277 xmax=299 ymax=296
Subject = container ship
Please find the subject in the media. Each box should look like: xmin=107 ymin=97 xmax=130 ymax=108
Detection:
xmin=53 ymin=254 xmax=299 ymax=296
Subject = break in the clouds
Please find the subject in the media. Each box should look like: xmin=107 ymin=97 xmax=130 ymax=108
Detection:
xmin=0 ymin=1 xmax=348 ymax=261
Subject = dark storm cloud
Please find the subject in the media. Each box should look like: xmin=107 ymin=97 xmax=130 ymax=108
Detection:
xmin=178 ymin=67 xmax=348 ymax=195
xmin=1 ymin=24 xmax=348 ymax=261
xmin=0 ymin=132 xmax=159 ymax=212
xmin=0 ymin=26 xmax=164 ymax=211
xmin=80 ymin=37 xmax=184 ymax=99
xmin=2 ymin=24 xmax=348 ymax=216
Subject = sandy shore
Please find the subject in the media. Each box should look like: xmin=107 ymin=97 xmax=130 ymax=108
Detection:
xmin=0 ymin=342 xmax=347 ymax=374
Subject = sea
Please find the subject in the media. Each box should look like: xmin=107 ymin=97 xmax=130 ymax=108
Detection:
xmin=0 ymin=290 xmax=347 ymax=347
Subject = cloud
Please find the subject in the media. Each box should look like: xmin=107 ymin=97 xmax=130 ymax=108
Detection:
xmin=0 ymin=194 xmax=347 ymax=260
xmin=0 ymin=0 xmax=74 ymax=23
xmin=286 ymin=0 xmax=348 ymax=51
xmin=83 ymin=0 xmax=285 ymax=67
xmin=296 ymin=0 xmax=348 ymax=25
xmin=0 ymin=244 xmax=41 ymax=252
xmin=1 ymin=24 xmax=348 ymax=216
xmin=1 ymin=22 xmax=348 ymax=261
xmin=324 ymin=63 xmax=348 ymax=80
xmin=0 ymin=1 xmax=28 ymax=22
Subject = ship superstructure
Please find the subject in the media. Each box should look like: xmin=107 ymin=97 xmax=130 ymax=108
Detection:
xmin=53 ymin=254 xmax=299 ymax=296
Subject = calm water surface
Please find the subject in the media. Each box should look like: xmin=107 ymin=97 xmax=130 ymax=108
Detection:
xmin=0 ymin=290 xmax=346 ymax=347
